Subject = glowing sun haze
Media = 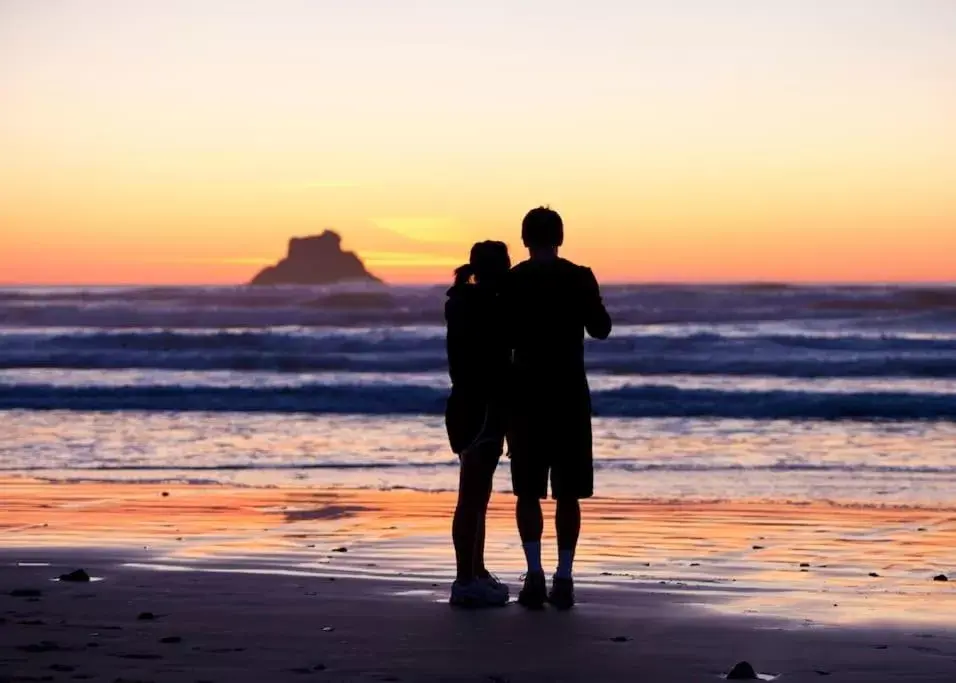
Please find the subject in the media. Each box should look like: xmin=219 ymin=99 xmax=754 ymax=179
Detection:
xmin=1 ymin=0 xmax=954 ymax=285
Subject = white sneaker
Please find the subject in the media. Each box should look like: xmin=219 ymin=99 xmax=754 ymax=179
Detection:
xmin=479 ymin=573 xmax=510 ymax=601
xmin=449 ymin=578 xmax=509 ymax=608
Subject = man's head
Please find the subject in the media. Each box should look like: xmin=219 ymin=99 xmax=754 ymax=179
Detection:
xmin=521 ymin=206 xmax=564 ymax=251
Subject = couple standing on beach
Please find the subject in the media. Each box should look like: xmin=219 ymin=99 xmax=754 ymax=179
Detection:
xmin=444 ymin=206 xmax=613 ymax=609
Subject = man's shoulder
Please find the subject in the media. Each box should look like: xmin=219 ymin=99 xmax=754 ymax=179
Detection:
xmin=510 ymin=258 xmax=591 ymax=275
xmin=563 ymin=258 xmax=594 ymax=274
xmin=509 ymin=259 xmax=533 ymax=274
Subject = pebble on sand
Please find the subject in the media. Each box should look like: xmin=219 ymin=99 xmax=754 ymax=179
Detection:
xmin=58 ymin=569 xmax=91 ymax=583
xmin=869 ymin=572 xmax=881 ymax=578
xmin=332 ymin=547 xmax=348 ymax=553
xmin=726 ymin=661 xmax=759 ymax=680
xmin=933 ymin=574 xmax=948 ymax=582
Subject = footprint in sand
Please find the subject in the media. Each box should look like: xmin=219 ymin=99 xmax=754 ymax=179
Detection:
xmin=9 ymin=588 xmax=43 ymax=598
xmin=18 ymin=641 xmax=68 ymax=654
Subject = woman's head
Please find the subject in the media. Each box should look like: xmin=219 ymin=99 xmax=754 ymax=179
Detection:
xmin=454 ymin=240 xmax=511 ymax=286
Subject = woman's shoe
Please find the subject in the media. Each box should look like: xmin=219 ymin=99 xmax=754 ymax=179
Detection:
xmin=479 ymin=572 xmax=510 ymax=601
xmin=449 ymin=578 xmax=509 ymax=608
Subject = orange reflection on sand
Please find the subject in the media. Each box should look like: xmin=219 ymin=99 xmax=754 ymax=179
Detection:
xmin=3 ymin=479 xmax=955 ymax=626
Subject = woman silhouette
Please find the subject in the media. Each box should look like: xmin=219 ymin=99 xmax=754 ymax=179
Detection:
xmin=445 ymin=240 xmax=511 ymax=607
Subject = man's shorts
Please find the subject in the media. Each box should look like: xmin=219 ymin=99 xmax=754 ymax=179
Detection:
xmin=509 ymin=449 xmax=593 ymax=500
xmin=508 ymin=394 xmax=594 ymax=500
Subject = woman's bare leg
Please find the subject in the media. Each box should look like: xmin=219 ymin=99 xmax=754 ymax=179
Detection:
xmin=473 ymin=475 xmax=494 ymax=577
xmin=454 ymin=450 xmax=498 ymax=582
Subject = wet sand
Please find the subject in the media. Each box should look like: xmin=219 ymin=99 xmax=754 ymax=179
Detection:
xmin=3 ymin=553 xmax=956 ymax=682
xmin=2 ymin=479 xmax=956 ymax=681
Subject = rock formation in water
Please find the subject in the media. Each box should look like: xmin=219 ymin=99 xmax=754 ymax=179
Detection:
xmin=250 ymin=231 xmax=382 ymax=286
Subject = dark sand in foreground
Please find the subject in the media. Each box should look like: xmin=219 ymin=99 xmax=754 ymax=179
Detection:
xmin=3 ymin=553 xmax=956 ymax=682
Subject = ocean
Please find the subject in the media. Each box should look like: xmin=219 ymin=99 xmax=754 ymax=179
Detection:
xmin=2 ymin=283 xmax=956 ymax=507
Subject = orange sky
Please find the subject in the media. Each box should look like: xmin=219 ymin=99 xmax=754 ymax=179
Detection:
xmin=2 ymin=1 xmax=955 ymax=285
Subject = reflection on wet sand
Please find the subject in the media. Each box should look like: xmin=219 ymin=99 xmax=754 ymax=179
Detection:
xmin=3 ymin=478 xmax=955 ymax=626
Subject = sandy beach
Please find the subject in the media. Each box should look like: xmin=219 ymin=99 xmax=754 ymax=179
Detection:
xmin=3 ymin=478 xmax=956 ymax=681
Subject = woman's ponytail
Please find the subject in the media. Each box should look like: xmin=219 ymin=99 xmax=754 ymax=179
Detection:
xmin=453 ymin=263 xmax=475 ymax=286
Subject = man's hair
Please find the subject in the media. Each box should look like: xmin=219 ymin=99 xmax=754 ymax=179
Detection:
xmin=521 ymin=206 xmax=564 ymax=249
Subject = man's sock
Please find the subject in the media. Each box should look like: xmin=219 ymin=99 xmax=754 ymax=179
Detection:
xmin=522 ymin=542 xmax=542 ymax=574
xmin=555 ymin=549 xmax=574 ymax=579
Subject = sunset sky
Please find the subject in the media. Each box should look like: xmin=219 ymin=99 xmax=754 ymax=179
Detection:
xmin=2 ymin=0 xmax=954 ymax=284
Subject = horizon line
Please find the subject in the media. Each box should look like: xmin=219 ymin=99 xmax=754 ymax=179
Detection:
xmin=1 ymin=280 xmax=954 ymax=289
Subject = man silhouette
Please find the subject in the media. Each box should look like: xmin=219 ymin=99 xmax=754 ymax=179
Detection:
xmin=504 ymin=206 xmax=612 ymax=610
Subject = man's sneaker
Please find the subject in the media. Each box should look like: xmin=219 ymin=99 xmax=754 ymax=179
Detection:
xmin=548 ymin=575 xmax=575 ymax=610
xmin=517 ymin=571 xmax=547 ymax=609
xmin=449 ymin=578 xmax=508 ymax=608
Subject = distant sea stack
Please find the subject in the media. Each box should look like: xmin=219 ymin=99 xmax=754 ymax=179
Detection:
xmin=250 ymin=231 xmax=382 ymax=286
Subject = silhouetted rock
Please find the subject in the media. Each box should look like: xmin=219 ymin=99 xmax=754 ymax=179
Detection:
xmin=933 ymin=574 xmax=948 ymax=582
xmin=58 ymin=569 xmax=91 ymax=583
xmin=250 ymin=231 xmax=381 ymax=286
xmin=726 ymin=661 xmax=758 ymax=680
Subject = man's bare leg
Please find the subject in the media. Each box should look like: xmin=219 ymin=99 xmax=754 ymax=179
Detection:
xmin=554 ymin=497 xmax=580 ymax=577
xmin=515 ymin=496 xmax=547 ymax=608
xmin=550 ymin=497 xmax=581 ymax=609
